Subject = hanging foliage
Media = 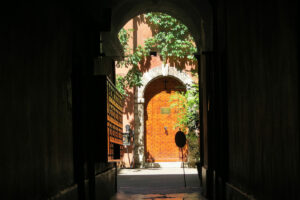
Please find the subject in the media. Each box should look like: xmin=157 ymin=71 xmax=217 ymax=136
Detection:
xmin=144 ymin=12 xmax=197 ymax=63
xmin=116 ymin=12 xmax=197 ymax=95
xmin=170 ymin=84 xmax=200 ymax=166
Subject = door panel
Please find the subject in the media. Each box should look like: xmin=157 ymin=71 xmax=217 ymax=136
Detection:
xmin=144 ymin=77 xmax=186 ymax=162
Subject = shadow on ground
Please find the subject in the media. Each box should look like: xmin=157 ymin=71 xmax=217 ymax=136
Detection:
xmin=111 ymin=172 xmax=206 ymax=199
xmin=118 ymin=174 xmax=201 ymax=194
xmin=111 ymin=192 xmax=206 ymax=200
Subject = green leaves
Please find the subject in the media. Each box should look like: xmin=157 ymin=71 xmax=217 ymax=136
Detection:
xmin=116 ymin=29 xmax=145 ymax=90
xmin=118 ymin=28 xmax=130 ymax=48
xmin=116 ymin=76 xmax=127 ymax=96
xmin=116 ymin=13 xmax=197 ymax=93
xmin=116 ymin=66 xmax=143 ymax=97
xmin=144 ymin=12 xmax=197 ymax=64
xmin=170 ymin=84 xmax=200 ymax=166
xmin=170 ymin=84 xmax=199 ymax=132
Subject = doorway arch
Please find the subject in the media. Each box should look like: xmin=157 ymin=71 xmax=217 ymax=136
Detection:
xmin=133 ymin=64 xmax=193 ymax=167
xmin=100 ymin=0 xmax=213 ymax=57
xmin=144 ymin=76 xmax=186 ymax=163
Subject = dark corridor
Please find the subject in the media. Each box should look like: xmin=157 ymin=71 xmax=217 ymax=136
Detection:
xmin=0 ymin=1 xmax=299 ymax=200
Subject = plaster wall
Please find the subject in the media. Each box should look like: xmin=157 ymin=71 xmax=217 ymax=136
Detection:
xmin=0 ymin=3 xmax=75 ymax=199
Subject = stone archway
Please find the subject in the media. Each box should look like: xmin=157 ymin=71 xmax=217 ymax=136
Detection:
xmin=133 ymin=64 xmax=193 ymax=167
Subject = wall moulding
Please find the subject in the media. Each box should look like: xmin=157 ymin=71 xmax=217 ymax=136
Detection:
xmin=133 ymin=65 xmax=194 ymax=167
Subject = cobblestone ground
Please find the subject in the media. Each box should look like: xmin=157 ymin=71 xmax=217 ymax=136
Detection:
xmin=110 ymin=168 xmax=207 ymax=200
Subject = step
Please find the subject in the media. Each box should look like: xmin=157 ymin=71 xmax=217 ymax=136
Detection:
xmin=145 ymin=162 xmax=188 ymax=168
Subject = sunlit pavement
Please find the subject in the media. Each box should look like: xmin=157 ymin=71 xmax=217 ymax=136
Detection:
xmin=111 ymin=168 xmax=206 ymax=200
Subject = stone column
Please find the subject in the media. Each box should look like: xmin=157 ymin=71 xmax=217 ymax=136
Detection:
xmin=133 ymin=96 xmax=145 ymax=168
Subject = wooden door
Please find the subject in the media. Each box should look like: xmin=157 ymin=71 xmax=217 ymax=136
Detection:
xmin=144 ymin=77 xmax=186 ymax=162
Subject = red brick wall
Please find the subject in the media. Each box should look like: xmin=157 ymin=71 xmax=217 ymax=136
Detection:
xmin=117 ymin=15 xmax=196 ymax=166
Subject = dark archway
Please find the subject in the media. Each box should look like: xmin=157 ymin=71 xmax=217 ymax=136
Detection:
xmin=3 ymin=1 xmax=298 ymax=200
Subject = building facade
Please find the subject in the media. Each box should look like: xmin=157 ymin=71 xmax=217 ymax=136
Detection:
xmin=116 ymin=15 xmax=198 ymax=168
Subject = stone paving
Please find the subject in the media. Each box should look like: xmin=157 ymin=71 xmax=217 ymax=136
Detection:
xmin=111 ymin=168 xmax=207 ymax=200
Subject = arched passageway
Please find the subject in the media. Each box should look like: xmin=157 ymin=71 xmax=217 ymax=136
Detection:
xmin=1 ymin=1 xmax=299 ymax=200
xmin=115 ymin=11 xmax=203 ymax=199
xmin=110 ymin=0 xmax=212 ymax=50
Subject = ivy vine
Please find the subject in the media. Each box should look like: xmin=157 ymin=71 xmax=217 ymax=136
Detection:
xmin=170 ymin=84 xmax=200 ymax=166
xmin=116 ymin=12 xmax=197 ymax=96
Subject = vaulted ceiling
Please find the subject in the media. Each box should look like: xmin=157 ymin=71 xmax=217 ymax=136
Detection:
xmin=86 ymin=0 xmax=213 ymax=54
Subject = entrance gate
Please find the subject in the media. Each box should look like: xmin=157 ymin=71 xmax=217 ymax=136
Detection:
xmin=144 ymin=77 xmax=187 ymax=162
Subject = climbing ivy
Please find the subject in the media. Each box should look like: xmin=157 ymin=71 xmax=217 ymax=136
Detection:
xmin=170 ymin=84 xmax=200 ymax=166
xmin=116 ymin=28 xmax=146 ymax=96
xmin=144 ymin=12 xmax=197 ymax=63
xmin=170 ymin=84 xmax=199 ymax=131
xmin=116 ymin=12 xmax=197 ymax=95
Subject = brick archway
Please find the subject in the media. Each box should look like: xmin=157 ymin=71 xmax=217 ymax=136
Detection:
xmin=133 ymin=64 xmax=193 ymax=167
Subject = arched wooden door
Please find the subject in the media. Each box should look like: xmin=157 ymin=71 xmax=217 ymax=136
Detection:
xmin=144 ymin=77 xmax=186 ymax=162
